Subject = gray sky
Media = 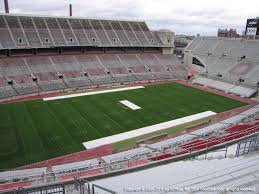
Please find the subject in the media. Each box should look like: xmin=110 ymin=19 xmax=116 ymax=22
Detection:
xmin=0 ymin=0 xmax=258 ymax=35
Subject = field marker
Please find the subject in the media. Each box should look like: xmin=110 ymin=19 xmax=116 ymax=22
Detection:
xmin=43 ymin=86 xmax=145 ymax=101
xmin=82 ymin=111 xmax=217 ymax=149
xmin=120 ymin=100 xmax=141 ymax=110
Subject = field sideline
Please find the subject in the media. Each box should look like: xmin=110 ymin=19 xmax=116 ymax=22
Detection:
xmin=0 ymin=82 xmax=246 ymax=169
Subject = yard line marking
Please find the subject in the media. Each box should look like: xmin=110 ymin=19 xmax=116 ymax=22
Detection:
xmin=82 ymin=111 xmax=217 ymax=149
xmin=120 ymin=100 xmax=141 ymax=110
xmin=43 ymin=86 xmax=145 ymax=101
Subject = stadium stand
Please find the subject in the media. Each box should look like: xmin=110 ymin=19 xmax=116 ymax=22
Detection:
xmin=0 ymin=14 xmax=182 ymax=100
xmin=102 ymin=147 xmax=151 ymax=164
xmin=0 ymin=14 xmax=163 ymax=49
xmin=185 ymin=37 xmax=259 ymax=97
xmin=0 ymin=53 xmax=184 ymax=99
xmin=192 ymin=77 xmax=257 ymax=98
xmin=148 ymin=134 xmax=195 ymax=150
xmin=190 ymin=123 xmax=231 ymax=136
xmin=91 ymin=152 xmax=259 ymax=193
xmin=0 ymin=167 xmax=47 ymax=182
xmin=52 ymin=158 xmax=100 ymax=174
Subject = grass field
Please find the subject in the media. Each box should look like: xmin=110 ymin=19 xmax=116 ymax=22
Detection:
xmin=0 ymin=82 xmax=246 ymax=169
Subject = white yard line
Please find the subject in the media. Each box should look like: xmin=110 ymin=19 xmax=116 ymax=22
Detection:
xmin=43 ymin=86 xmax=145 ymax=101
xmin=120 ymin=100 xmax=141 ymax=110
xmin=82 ymin=111 xmax=216 ymax=149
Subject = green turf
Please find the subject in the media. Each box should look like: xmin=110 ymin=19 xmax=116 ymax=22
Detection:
xmin=0 ymin=82 xmax=246 ymax=169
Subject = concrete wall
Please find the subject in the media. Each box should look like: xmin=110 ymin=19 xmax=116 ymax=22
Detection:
xmin=156 ymin=30 xmax=175 ymax=55
xmin=184 ymin=50 xmax=207 ymax=74
xmin=162 ymin=47 xmax=174 ymax=54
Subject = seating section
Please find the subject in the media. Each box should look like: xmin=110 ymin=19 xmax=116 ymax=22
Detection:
xmin=52 ymin=158 xmax=100 ymax=174
xmin=190 ymin=123 xmax=231 ymax=136
xmin=102 ymin=147 xmax=151 ymax=163
xmin=192 ymin=77 xmax=257 ymax=98
xmin=226 ymin=125 xmax=253 ymax=133
xmin=149 ymin=134 xmax=194 ymax=150
xmin=186 ymin=37 xmax=259 ymax=87
xmin=0 ymin=15 xmax=163 ymax=49
xmin=0 ymin=53 xmax=186 ymax=99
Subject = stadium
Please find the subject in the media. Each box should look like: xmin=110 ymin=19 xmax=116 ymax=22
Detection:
xmin=0 ymin=0 xmax=258 ymax=193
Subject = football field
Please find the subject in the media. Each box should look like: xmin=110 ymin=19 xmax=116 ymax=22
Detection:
xmin=0 ymin=82 xmax=246 ymax=169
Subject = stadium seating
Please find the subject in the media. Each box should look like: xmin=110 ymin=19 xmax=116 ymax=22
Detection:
xmin=240 ymin=107 xmax=259 ymax=117
xmin=226 ymin=125 xmax=252 ymax=133
xmin=102 ymin=147 xmax=151 ymax=163
xmin=0 ymin=53 xmax=185 ymax=99
xmin=4 ymin=16 xmax=29 ymax=48
xmin=0 ymin=16 xmax=16 ymax=49
xmin=0 ymin=15 xmax=163 ymax=48
xmin=221 ymin=114 xmax=249 ymax=125
xmin=0 ymin=167 xmax=47 ymax=181
xmin=33 ymin=17 xmax=55 ymax=47
xmin=149 ymin=134 xmax=195 ymax=150
xmin=186 ymin=37 xmax=259 ymax=88
xmin=192 ymin=77 xmax=257 ymax=98
xmin=52 ymin=158 xmax=100 ymax=174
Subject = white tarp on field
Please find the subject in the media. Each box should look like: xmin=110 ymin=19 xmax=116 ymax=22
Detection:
xmin=82 ymin=111 xmax=216 ymax=149
xmin=120 ymin=100 xmax=141 ymax=110
xmin=43 ymin=86 xmax=145 ymax=101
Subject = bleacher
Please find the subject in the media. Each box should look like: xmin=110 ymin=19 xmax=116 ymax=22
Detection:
xmin=186 ymin=37 xmax=259 ymax=89
xmin=45 ymin=17 xmax=67 ymax=46
xmin=0 ymin=14 xmax=181 ymax=98
xmin=52 ymin=158 xmax=100 ymax=174
xmin=0 ymin=14 xmax=164 ymax=48
xmin=192 ymin=77 xmax=257 ymax=98
xmin=0 ymin=53 xmax=185 ymax=99
xmin=149 ymin=134 xmax=195 ymax=150
xmin=102 ymin=147 xmax=151 ymax=163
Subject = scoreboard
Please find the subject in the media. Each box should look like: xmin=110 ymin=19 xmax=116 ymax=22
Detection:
xmin=245 ymin=18 xmax=259 ymax=35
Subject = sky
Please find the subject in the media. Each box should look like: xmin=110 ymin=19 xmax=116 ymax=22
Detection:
xmin=0 ymin=0 xmax=258 ymax=36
